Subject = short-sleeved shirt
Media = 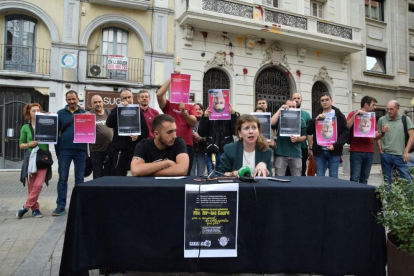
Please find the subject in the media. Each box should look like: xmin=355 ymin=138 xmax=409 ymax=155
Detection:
xmin=141 ymin=106 xmax=159 ymax=138
xmin=347 ymin=111 xmax=377 ymax=153
xmin=300 ymin=109 xmax=311 ymax=149
xmin=134 ymin=137 xmax=188 ymax=163
xmin=161 ymin=100 xmax=197 ymax=146
xmin=89 ymin=110 xmax=113 ymax=152
xmin=378 ymin=114 xmax=414 ymax=156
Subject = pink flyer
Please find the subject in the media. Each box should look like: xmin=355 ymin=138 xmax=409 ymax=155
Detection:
xmin=209 ymin=89 xmax=231 ymax=120
xmin=170 ymin=74 xmax=191 ymax=103
xmin=316 ymin=117 xmax=337 ymax=146
xmin=74 ymin=114 xmax=96 ymax=143
xmin=353 ymin=112 xmax=376 ymax=138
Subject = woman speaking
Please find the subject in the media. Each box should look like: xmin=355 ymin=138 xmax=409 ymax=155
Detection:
xmin=219 ymin=115 xmax=273 ymax=177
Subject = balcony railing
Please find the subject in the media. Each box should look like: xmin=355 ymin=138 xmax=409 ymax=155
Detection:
xmin=0 ymin=44 xmax=50 ymax=74
xmin=86 ymin=54 xmax=144 ymax=83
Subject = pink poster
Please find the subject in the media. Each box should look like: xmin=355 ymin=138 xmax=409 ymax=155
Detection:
xmin=353 ymin=112 xmax=376 ymax=138
xmin=316 ymin=117 xmax=337 ymax=146
xmin=209 ymin=89 xmax=231 ymax=120
xmin=74 ymin=114 xmax=96 ymax=143
xmin=170 ymin=74 xmax=191 ymax=103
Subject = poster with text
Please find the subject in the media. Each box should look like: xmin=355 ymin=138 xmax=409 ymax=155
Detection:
xmin=170 ymin=74 xmax=191 ymax=103
xmin=251 ymin=112 xmax=271 ymax=141
xmin=74 ymin=114 xmax=96 ymax=143
xmin=34 ymin=113 xmax=58 ymax=144
xmin=184 ymin=183 xmax=239 ymax=258
xmin=316 ymin=117 xmax=337 ymax=146
xmin=117 ymin=104 xmax=141 ymax=136
xmin=354 ymin=112 xmax=376 ymax=138
xmin=208 ymin=89 xmax=230 ymax=121
xmin=280 ymin=109 xmax=301 ymax=137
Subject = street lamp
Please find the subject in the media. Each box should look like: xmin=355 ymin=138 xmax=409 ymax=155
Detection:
xmin=404 ymin=96 xmax=414 ymax=122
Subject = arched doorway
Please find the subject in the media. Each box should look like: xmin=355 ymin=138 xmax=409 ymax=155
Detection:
xmin=255 ymin=67 xmax=290 ymax=114
xmin=311 ymin=81 xmax=329 ymax=117
xmin=202 ymin=68 xmax=230 ymax=109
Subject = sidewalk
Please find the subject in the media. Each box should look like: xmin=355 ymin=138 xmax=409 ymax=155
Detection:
xmin=0 ymin=166 xmax=384 ymax=276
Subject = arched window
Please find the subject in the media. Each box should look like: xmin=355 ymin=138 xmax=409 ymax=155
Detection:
xmin=202 ymin=69 xmax=230 ymax=109
xmin=4 ymin=15 xmax=37 ymax=72
xmin=311 ymin=81 xmax=329 ymax=117
xmin=102 ymin=27 xmax=129 ymax=80
xmin=255 ymin=67 xmax=290 ymax=114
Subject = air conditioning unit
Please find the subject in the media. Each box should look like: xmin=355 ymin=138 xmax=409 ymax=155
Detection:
xmin=263 ymin=0 xmax=277 ymax=8
xmin=88 ymin=64 xmax=109 ymax=78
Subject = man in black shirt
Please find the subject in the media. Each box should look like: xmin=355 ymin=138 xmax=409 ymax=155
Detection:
xmin=131 ymin=114 xmax=189 ymax=176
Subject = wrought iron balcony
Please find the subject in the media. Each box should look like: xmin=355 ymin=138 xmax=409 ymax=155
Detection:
xmin=86 ymin=54 xmax=144 ymax=83
xmin=0 ymin=44 xmax=50 ymax=75
xmin=88 ymin=0 xmax=150 ymax=10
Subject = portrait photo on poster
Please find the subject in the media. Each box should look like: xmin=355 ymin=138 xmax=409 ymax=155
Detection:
xmin=34 ymin=113 xmax=58 ymax=144
xmin=354 ymin=112 xmax=376 ymax=138
xmin=117 ymin=104 xmax=141 ymax=136
xmin=208 ymin=89 xmax=231 ymax=121
xmin=316 ymin=117 xmax=337 ymax=146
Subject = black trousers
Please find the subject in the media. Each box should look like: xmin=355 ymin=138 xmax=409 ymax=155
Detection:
xmin=90 ymin=151 xmax=106 ymax=179
xmin=285 ymin=148 xmax=308 ymax=176
xmin=110 ymin=149 xmax=134 ymax=176
xmin=187 ymin=145 xmax=194 ymax=176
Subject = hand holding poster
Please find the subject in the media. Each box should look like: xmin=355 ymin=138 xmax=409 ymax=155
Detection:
xmin=184 ymin=183 xmax=239 ymax=258
xmin=251 ymin=112 xmax=271 ymax=141
xmin=170 ymin=74 xmax=191 ymax=103
xmin=280 ymin=108 xmax=301 ymax=137
xmin=316 ymin=117 xmax=337 ymax=146
xmin=354 ymin=112 xmax=375 ymax=138
xmin=74 ymin=114 xmax=96 ymax=143
xmin=34 ymin=113 xmax=58 ymax=144
xmin=117 ymin=104 xmax=141 ymax=136
xmin=209 ymin=89 xmax=231 ymax=120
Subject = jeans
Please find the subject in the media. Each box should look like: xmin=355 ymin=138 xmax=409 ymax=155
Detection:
xmin=90 ymin=151 xmax=106 ymax=179
xmin=350 ymin=151 xmax=374 ymax=184
xmin=205 ymin=152 xmax=222 ymax=175
xmin=191 ymin=151 xmax=207 ymax=176
xmin=314 ymin=151 xmax=340 ymax=178
xmin=57 ymin=149 xmax=86 ymax=208
xmin=380 ymin=152 xmax=412 ymax=183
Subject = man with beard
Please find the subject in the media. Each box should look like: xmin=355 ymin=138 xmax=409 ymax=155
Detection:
xmin=131 ymin=114 xmax=189 ymax=176
xmin=256 ymin=98 xmax=268 ymax=112
xmin=137 ymin=90 xmax=159 ymax=138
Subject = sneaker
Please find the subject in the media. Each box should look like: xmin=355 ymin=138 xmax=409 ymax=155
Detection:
xmin=52 ymin=206 xmax=66 ymax=216
xmin=32 ymin=210 xmax=43 ymax=218
xmin=16 ymin=205 xmax=28 ymax=219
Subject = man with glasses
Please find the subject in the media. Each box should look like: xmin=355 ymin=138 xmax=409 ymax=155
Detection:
xmin=307 ymin=92 xmax=349 ymax=178
xmin=377 ymin=100 xmax=414 ymax=182
xmin=137 ymin=90 xmax=159 ymax=138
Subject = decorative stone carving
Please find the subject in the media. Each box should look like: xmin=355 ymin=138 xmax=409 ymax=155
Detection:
xmin=313 ymin=66 xmax=333 ymax=82
xmin=205 ymin=50 xmax=233 ymax=70
xmin=342 ymin=54 xmax=350 ymax=70
xmin=297 ymin=45 xmax=307 ymax=63
xmin=261 ymin=43 xmax=290 ymax=69
xmin=183 ymin=25 xmax=194 ymax=46
xmin=245 ymin=35 xmax=256 ymax=55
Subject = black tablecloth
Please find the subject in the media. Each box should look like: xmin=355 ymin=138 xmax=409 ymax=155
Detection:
xmin=59 ymin=176 xmax=386 ymax=276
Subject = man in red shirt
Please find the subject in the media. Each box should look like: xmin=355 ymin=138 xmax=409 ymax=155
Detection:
xmin=137 ymin=90 xmax=159 ymax=138
xmin=157 ymin=71 xmax=197 ymax=175
xmin=347 ymin=95 xmax=380 ymax=183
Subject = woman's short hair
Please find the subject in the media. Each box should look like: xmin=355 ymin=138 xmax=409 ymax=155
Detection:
xmin=23 ymin=103 xmax=42 ymax=121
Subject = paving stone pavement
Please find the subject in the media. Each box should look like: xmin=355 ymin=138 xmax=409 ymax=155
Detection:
xmin=0 ymin=167 xmax=384 ymax=276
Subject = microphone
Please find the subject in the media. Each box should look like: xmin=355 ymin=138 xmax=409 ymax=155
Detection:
xmin=211 ymin=153 xmax=216 ymax=168
xmin=238 ymin=166 xmax=256 ymax=182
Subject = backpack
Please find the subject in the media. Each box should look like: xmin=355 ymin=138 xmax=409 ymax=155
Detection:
xmin=401 ymin=115 xmax=414 ymax=153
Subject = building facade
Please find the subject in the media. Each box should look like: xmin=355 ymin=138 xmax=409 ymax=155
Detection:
xmin=0 ymin=0 xmax=174 ymax=169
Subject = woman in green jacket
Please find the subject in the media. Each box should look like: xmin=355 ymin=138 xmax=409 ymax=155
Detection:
xmin=16 ymin=103 xmax=49 ymax=219
xmin=219 ymin=114 xmax=273 ymax=177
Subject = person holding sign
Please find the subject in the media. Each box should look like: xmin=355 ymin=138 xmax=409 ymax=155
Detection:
xmin=16 ymin=103 xmax=52 ymax=219
xmin=347 ymin=96 xmax=380 ymax=184
xmin=219 ymin=115 xmax=273 ymax=177
xmin=131 ymin=114 xmax=189 ymax=176
xmin=106 ymin=88 xmax=149 ymax=176
xmin=307 ymin=92 xmax=349 ymax=178
xmin=270 ymin=99 xmax=307 ymax=176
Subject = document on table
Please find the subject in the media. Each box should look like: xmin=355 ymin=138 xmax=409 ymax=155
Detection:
xmin=155 ymin=176 xmax=187 ymax=179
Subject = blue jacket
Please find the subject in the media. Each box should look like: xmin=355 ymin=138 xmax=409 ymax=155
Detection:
xmin=55 ymin=105 xmax=87 ymax=154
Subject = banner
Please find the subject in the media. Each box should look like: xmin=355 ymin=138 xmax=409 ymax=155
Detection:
xmin=354 ymin=112 xmax=376 ymax=138
xmin=107 ymin=55 xmax=128 ymax=71
xmin=251 ymin=112 xmax=271 ymax=141
xmin=73 ymin=114 xmax=96 ymax=143
xmin=208 ymin=89 xmax=230 ymax=121
xmin=117 ymin=104 xmax=141 ymax=136
xmin=34 ymin=113 xmax=58 ymax=144
xmin=170 ymin=74 xmax=191 ymax=103
xmin=279 ymin=109 xmax=301 ymax=137
xmin=316 ymin=117 xmax=337 ymax=146
xmin=184 ymin=183 xmax=239 ymax=258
